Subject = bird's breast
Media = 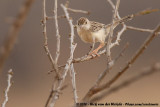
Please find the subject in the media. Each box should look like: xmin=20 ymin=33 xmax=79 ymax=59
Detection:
xmin=77 ymin=28 xmax=93 ymax=43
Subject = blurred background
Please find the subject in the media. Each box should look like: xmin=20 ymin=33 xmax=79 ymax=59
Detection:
xmin=0 ymin=0 xmax=160 ymax=107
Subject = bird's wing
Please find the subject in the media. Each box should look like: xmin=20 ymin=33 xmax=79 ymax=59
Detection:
xmin=90 ymin=21 xmax=105 ymax=32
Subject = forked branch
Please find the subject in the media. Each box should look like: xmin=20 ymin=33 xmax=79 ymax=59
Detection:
xmin=82 ymin=24 xmax=160 ymax=102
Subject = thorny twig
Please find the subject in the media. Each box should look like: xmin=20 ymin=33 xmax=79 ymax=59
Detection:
xmin=54 ymin=0 xmax=61 ymax=70
xmin=2 ymin=69 xmax=13 ymax=107
xmin=70 ymin=64 xmax=78 ymax=106
xmin=106 ymin=0 xmax=120 ymax=62
xmin=48 ymin=4 xmax=77 ymax=107
xmin=0 ymin=0 xmax=35 ymax=73
xmin=46 ymin=0 xmax=61 ymax=106
xmin=67 ymin=8 xmax=90 ymax=15
xmin=42 ymin=0 xmax=60 ymax=77
xmin=94 ymin=0 xmax=121 ymax=89
xmin=91 ymin=63 xmax=160 ymax=102
xmin=42 ymin=0 xmax=61 ymax=106
xmin=61 ymin=4 xmax=78 ymax=106
xmin=43 ymin=0 xmax=61 ymax=106
xmin=82 ymin=24 xmax=160 ymax=102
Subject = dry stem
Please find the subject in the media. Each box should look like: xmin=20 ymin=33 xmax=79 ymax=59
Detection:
xmin=0 ymin=0 xmax=35 ymax=73
xmin=54 ymin=0 xmax=61 ymax=69
xmin=48 ymin=4 xmax=77 ymax=107
xmin=70 ymin=64 xmax=78 ymax=105
xmin=42 ymin=0 xmax=60 ymax=77
xmin=127 ymin=26 xmax=159 ymax=34
xmin=91 ymin=63 xmax=160 ymax=102
xmin=2 ymin=69 xmax=13 ymax=107
xmin=61 ymin=4 xmax=78 ymax=106
xmin=106 ymin=0 xmax=120 ymax=62
xmin=67 ymin=8 xmax=90 ymax=15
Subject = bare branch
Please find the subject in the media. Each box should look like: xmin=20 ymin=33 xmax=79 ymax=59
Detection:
xmin=46 ymin=7 xmax=89 ymax=20
xmin=67 ymin=8 xmax=90 ymax=15
xmin=106 ymin=0 xmax=120 ymax=62
xmin=110 ymin=25 xmax=127 ymax=48
xmin=41 ymin=0 xmax=60 ymax=77
xmin=0 ymin=0 xmax=35 ymax=73
xmin=70 ymin=64 xmax=78 ymax=105
xmin=127 ymin=26 xmax=155 ymax=33
xmin=83 ymin=24 xmax=160 ymax=102
xmin=91 ymin=63 xmax=160 ymax=102
xmin=2 ymin=69 xmax=13 ymax=107
xmin=54 ymin=0 xmax=61 ymax=73
xmin=107 ymin=0 xmax=115 ymax=9
xmin=48 ymin=4 xmax=77 ymax=107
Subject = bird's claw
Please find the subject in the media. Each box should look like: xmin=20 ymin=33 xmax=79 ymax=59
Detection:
xmin=88 ymin=50 xmax=100 ymax=57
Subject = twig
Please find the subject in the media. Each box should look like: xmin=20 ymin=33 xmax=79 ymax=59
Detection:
xmin=70 ymin=64 xmax=78 ymax=106
xmin=45 ymin=79 xmax=56 ymax=107
xmin=42 ymin=0 xmax=62 ymax=106
xmin=62 ymin=3 xmax=78 ymax=105
xmin=67 ymin=8 xmax=90 ymax=15
xmin=0 ymin=0 xmax=35 ymax=73
xmin=54 ymin=0 xmax=61 ymax=73
xmin=97 ymin=0 xmax=121 ymax=88
xmin=106 ymin=0 xmax=120 ymax=62
xmin=96 ymin=43 xmax=129 ymax=86
xmin=46 ymin=7 xmax=89 ymax=20
xmin=91 ymin=63 xmax=160 ymax=102
xmin=127 ymin=26 xmax=156 ymax=33
xmin=48 ymin=4 xmax=77 ymax=107
xmin=2 ymin=69 xmax=13 ymax=107
xmin=46 ymin=16 xmax=66 ymax=20
xmin=42 ymin=0 xmax=59 ymax=77
xmin=82 ymin=24 xmax=160 ymax=102
xmin=107 ymin=0 xmax=126 ymax=49
xmin=107 ymin=0 xmax=115 ymax=9
xmin=43 ymin=0 xmax=62 ymax=106
xmin=110 ymin=25 xmax=127 ymax=48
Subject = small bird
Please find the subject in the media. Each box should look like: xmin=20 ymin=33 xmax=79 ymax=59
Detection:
xmin=76 ymin=17 xmax=119 ymax=56
xmin=76 ymin=9 xmax=158 ymax=56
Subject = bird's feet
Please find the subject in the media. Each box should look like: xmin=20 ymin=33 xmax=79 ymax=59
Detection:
xmin=88 ymin=49 xmax=100 ymax=57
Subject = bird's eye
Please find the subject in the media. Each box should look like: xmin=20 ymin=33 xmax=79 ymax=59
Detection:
xmin=85 ymin=21 xmax=87 ymax=24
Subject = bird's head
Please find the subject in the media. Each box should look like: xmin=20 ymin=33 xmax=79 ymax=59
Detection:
xmin=77 ymin=17 xmax=90 ymax=30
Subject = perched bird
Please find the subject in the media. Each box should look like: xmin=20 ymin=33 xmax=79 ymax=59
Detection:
xmin=76 ymin=17 xmax=119 ymax=56
xmin=76 ymin=9 xmax=158 ymax=56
